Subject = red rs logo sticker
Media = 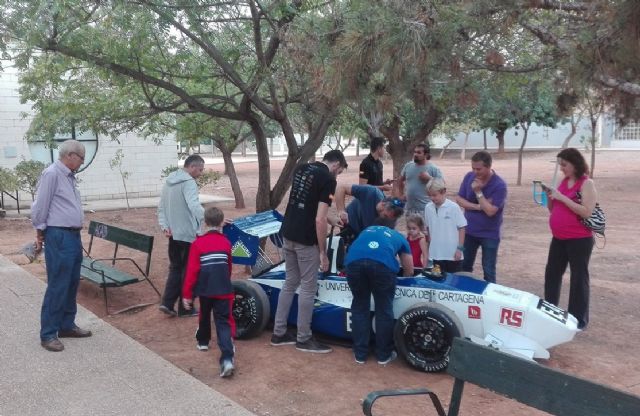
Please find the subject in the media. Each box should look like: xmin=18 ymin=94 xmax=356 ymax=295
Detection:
xmin=468 ymin=306 xmax=481 ymax=319
xmin=499 ymin=308 xmax=523 ymax=327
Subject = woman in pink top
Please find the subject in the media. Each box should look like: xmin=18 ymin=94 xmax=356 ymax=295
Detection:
xmin=543 ymin=148 xmax=597 ymax=330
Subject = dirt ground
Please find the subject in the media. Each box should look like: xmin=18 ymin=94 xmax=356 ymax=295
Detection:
xmin=1 ymin=149 xmax=639 ymax=416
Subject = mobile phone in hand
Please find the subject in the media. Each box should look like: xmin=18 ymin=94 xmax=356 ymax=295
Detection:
xmin=540 ymin=182 xmax=551 ymax=193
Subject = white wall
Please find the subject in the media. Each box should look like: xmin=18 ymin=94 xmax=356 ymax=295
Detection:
xmin=0 ymin=65 xmax=32 ymax=169
xmin=75 ymin=133 xmax=179 ymax=202
xmin=0 ymin=61 xmax=178 ymax=208
xmin=431 ymin=118 xmax=605 ymax=150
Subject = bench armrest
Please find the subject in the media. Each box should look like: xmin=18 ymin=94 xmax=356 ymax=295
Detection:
xmin=363 ymin=388 xmax=446 ymax=416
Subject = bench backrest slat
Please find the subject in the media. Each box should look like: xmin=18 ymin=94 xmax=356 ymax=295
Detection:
xmin=447 ymin=338 xmax=640 ymax=416
xmin=88 ymin=221 xmax=153 ymax=254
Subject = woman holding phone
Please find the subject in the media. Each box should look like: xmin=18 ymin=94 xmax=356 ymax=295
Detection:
xmin=543 ymin=148 xmax=597 ymax=330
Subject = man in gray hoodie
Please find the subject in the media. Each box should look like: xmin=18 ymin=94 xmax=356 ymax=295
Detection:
xmin=158 ymin=155 xmax=205 ymax=317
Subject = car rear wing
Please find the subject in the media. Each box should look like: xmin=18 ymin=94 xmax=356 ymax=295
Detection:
xmin=223 ymin=210 xmax=344 ymax=276
xmin=223 ymin=210 xmax=285 ymax=267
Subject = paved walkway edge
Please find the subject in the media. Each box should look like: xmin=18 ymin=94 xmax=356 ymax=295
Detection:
xmin=0 ymin=254 xmax=254 ymax=416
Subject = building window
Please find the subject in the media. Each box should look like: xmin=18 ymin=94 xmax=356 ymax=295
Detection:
xmin=617 ymin=122 xmax=640 ymax=141
xmin=27 ymin=129 xmax=98 ymax=172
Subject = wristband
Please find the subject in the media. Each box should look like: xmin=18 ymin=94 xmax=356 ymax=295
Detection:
xmin=457 ymin=245 xmax=464 ymax=251
xmin=475 ymin=192 xmax=484 ymax=199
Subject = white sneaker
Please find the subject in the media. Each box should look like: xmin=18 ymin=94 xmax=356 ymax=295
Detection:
xmin=378 ymin=351 xmax=397 ymax=365
xmin=196 ymin=343 xmax=209 ymax=351
xmin=220 ymin=359 xmax=235 ymax=378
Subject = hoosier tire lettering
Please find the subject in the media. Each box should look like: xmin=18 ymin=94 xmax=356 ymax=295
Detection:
xmin=393 ymin=304 xmax=461 ymax=373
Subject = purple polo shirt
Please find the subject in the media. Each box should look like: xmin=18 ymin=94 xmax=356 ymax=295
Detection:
xmin=31 ymin=160 xmax=84 ymax=230
xmin=457 ymin=171 xmax=507 ymax=239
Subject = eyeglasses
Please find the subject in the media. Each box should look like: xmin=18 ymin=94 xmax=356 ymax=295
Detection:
xmin=70 ymin=152 xmax=85 ymax=162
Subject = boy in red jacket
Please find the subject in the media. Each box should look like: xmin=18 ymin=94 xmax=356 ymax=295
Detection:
xmin=182 ymin=206 xmax=236 ymax=378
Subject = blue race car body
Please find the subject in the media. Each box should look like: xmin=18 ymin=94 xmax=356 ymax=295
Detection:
xmin=226 ymin=211 xmax=578 ymax=372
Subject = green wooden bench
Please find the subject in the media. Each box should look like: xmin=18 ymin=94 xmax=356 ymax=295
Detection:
xmin=363 ymin=337 xmax=640 ymax=416
xmin=81 ymin=221 xmax=160 ymax=314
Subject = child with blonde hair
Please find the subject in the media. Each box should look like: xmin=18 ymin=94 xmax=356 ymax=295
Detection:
xmin=424 ymin=178 xmax=467 ymax=273
xmin=406 ymin=214 xmax=428 ymax=269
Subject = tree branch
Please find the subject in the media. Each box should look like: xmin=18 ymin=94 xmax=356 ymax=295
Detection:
xmin=524 ymin=0 xmax=593 ymax=12
xmin=142 ymin=0 xmax=276 ymax=118
xmin=462 ymin=57 xmax=555 ymax=73
xmin=43 ymin=40 xmax=245 ymax=121
xmin=595 ymin=74 xmax=640 ymax=96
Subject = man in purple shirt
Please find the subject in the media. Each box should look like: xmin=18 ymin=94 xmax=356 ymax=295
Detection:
xmin=31 ymin=140 xmax=92 ymax=352
xmin=455 ymin=151 xmax=507 ymax=283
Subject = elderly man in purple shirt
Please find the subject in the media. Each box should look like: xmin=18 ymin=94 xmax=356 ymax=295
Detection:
xmin=32 ymin=139 xmax=92 ymax=352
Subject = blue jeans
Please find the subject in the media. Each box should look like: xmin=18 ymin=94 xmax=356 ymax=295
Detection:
xmin=346 ymin=259 xmax=396 ymax=362
xmin=197 ymin=296 xmax=235 ymax=364
xmin=461 ymin=234 xmax=500 ymax=283
xmin=41 ymin=227 xmax=83 ymax=341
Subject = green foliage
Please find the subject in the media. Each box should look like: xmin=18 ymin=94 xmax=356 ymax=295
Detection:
xmin=477 ymin=71 xmax=559 ymax=135
xmin=109 ymin=149 xmax=131 ymax=209
xmin=160 ymin=165 xmax=179 ymax=179
xmin=0 ymin=168 xmax=19 ymax=193
xmin=14 ymin=159 xmax=46 ymax=200
xmin=161 ymin=165 xmax=220 ymax=190
xmin=196 ymin=170 xmax=221 ymax=190
xmin=6 ymin=0 xmax=640 ymax=208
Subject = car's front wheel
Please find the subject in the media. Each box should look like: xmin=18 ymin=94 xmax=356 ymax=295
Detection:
xmin=232 ymin=280 xmax=270 ymax=339
xmin=393 ymin=303 xmax=461 ymax=372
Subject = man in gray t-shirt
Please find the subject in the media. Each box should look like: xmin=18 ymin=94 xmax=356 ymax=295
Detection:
xmin=399 ymin=143 xmax=443 ymax=214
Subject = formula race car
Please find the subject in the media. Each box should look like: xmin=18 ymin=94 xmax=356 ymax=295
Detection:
xmin=224 ymin=211 xmax=579 ymax=372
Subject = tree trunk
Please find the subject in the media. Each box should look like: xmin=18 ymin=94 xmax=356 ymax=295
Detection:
xmin=483 ymin=129 xmax=488 ymax=150
xmin=212 ymin=138 xmax=246 ymax=209
xmin=562 ymin=115 xmax=578 ymax=148
xmin=380 ymin=118 xmax=405 ymax=178
xmin=241 ymin=140 xmax=247 ymax=157
xmin=219 ymin=145 xmax=246 ymax=209
xmin=269 ymin=113 xmax=336 ymax=210
xmin=356 ymin=136 xmax=360 ymax=156
xmin=590 ymin=121 xmax=597 ymax=178
xmin=517 ymin=123 xmax=529 ymax=186
xmin=248 ymin=117 xmax=272 ymax=212
xmin=439 ymin=137 xmax=455 ymax=159
xmin=461 ymin=131 xmax=470 ymax=162
xmin=496 ymin=128 xmax=506 ymax=156
xmin=381 ymin=108 xmax=441 ymax=181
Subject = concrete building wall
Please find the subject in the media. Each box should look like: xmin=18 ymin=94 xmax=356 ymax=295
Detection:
xmin=432 ymin=117 xmax=615 ymax=150
xmin=0 ymin=61 xmax=178 ymax=209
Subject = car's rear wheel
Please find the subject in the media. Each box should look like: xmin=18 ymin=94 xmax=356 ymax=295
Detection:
xmin=232 ymin=280 xmax=270 ymax=339
xmin=394 ymin=303 xmax=461 ymax=372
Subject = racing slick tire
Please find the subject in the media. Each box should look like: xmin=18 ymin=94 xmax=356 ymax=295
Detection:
xmin=232 ymin=280 xmax=270 ymax=339
xmin=393 ymin=303 xmax=461 ymax=372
